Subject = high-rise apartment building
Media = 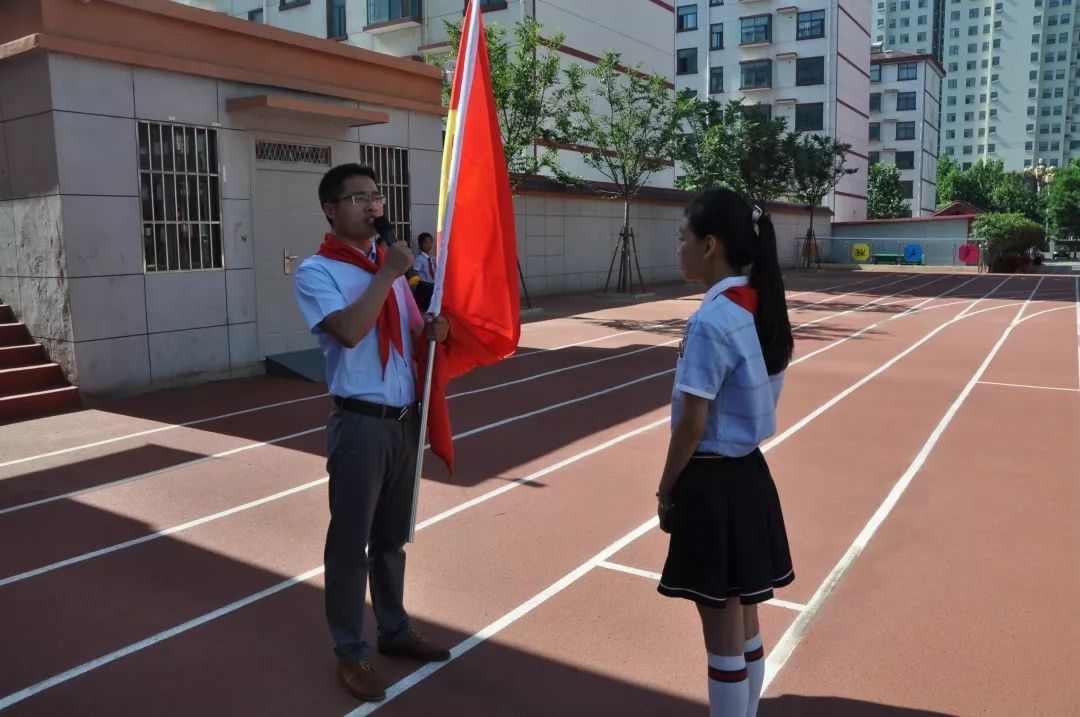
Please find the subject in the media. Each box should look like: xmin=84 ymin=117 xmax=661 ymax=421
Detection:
xmin=673 ymin=0 xmax=871 ymax=221
xmin=874 ymin=0 xmax=1080 ymax=171
xmin=869 ymin=49 xmax=944 ymax=215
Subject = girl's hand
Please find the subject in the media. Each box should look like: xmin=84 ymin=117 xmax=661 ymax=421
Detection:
xmin=657 ymin=490 xmax=675 ymax=533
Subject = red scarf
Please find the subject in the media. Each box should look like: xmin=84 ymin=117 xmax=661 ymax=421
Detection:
xmin=721 ymin=285 xmax=758 ymax=315
xmin=316 ymin=234 xmax=404 ymax=371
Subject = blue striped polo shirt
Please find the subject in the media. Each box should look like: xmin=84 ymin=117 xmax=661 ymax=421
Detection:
xmin=672 ymin=276 xmax=785 ymax=456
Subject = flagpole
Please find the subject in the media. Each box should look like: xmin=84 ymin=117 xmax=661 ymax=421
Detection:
xmin=408 ymin=336 xmax=437 ymax=543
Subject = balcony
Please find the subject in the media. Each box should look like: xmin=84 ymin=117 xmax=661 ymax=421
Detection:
xmin=365 ymin=0 xmax=422 ymax=33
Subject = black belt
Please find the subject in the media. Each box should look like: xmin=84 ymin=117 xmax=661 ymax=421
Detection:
xmin=332 ymin=396 xmax=417 ymax=421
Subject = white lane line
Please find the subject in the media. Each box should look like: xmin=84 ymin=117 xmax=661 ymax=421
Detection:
xmin=350 ymin=278 xmax=1015 ymax=713
xmin=0 ymin=415 xmax=676 ymax=711
xmin=977 ymin=381 xmax=1080 ymax=393
xmin=1 ymin=363 xmax=676 ymax=517
xmin=416 ymin=418 xmax=670 ymax=532
xmin=762 ymin=278 xmax=1044 ymax=693
xmin=595 ymin=561 xmax=824 ymax=613
xmin=0 ymin=277 xmax=1007 ymax=710
xmin=452 ymin=340 xmax=680 ymax=399
xmin=791 ymin=275 xmax=949 ymax=331
xmin=761 ymin=276 xmax=1012 ymax=454
xmin=347 ymin=520 xmax=661 ymax=717
xmin=785 ymin=274 xmax=886 ymax=300
xmin=0 ymin=426 xmax=326 ymax=517
xmin=507 ymin=319 xmax=683 ymax=359
xmin=788 ymin=274 xmax=916 ymax=312
xmin=0 ymin=394 xmax=329 ymax=472
xmin=0 ymin=566 xmax=326 ymax=712
xmin=597 ymin=560 xmax=662 ymax=581
xmin=0 ymin=478 xmax=330 ymax=587
xmin=2 ymin=323 xmax=684 ymax=471
xmin=0 ymin=279 xmax=999 ymax=581
xmin=793 ymin=277 xmax=980 ymax=365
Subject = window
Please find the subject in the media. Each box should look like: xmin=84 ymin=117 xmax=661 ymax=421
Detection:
xmin=741 ymin=15 xmax=772 ymax=44
xmin=366 ymin=0 xmax=420 ymax=25
xmin=897 ymin=91 xmax=917 ymax=110
xmin=871 ymin=64 xmax=882 ymax=82
xmin=711 ymin=23 xmax=724 ymax=50
xmin=677 ymin=48 xmax=698 ymax=75
xmin=870 ymin=92 xmax=882 ymax=111
xmin=899 ymin=180 xmax=914 ymax=198
xmin=711 ymin=0 xmax=723 ymax=5
xmin=896 ymin=121 xmax=916 ymax=140
xmin=947 ymin=130 xmax=956 ymax=139
xmin=139 ymin=121 xmax=223 ymax=273
xmin=1026 ymin=141 xmax=1035 ymax=150
xmin=1030 ymin=88 xmax=1038 ymax=98
xmin=327 ymin=0 xmax=346 ymax=38
xmin=743 ymin=104 xmax=772 ymax=123
xmin=796 ymin=57 xmax=825 ymax=86
xmin=898 ymin=62 xmax=918 ymax=80
xmin=248 ymin=8 xmax=265 ymax=22
xmin=710 ymin=67 xmax=724 ymax=94
xmin=869 ymin=151 xmax=880 ymax=163
xmin=1033 ymin=33 xmax=1041 ymax=42
xmin=740 ymin=60 xmax=771 ymax=88
xmin=869 ymin=122 xmax=881 ymax=141
xmin=969 ymin=8 xmax=979 ymax=17
xmin=796 ymin=6 xmax=826 ymax=38
xmin=948 ymin=96 xmax=958 ymax=106
xmin=677 ymin=5 xmax=698 ymax=31
xmin=795 ymin=102 xmax=824 ymax=131
xmin=896 ymin=151 xmax=915 ymax=169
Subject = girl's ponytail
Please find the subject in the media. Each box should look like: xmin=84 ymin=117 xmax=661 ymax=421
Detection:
xmin=749 ymin=213 xmax=793 ymax=375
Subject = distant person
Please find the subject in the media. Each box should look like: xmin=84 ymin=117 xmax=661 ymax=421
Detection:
xmin=413 ymin=232 xmax=437 ymax=312
xmin=655 ymin=189 xmax=795 ymax=717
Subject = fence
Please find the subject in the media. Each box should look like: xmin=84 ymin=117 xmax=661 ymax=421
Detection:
xmin=794 ymin=235 xmax=985 ymax=270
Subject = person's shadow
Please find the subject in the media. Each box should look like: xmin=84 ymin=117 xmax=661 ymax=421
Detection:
xmin=760 ymin=694 xmax=959 ymax=716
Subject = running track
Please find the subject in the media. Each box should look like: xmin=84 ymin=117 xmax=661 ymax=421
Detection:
xmin=0 ymin=270 xmax=1077 ymax=716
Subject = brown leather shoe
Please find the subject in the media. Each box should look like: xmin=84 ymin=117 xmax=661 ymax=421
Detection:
xmin=337 ymin=659 xmax=386 ymax=702
xmin=377 ymin=628 xmax=451 ymax=662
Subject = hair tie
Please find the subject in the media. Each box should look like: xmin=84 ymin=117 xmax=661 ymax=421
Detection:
xmin=751 ymin=205 xmax=763 ymax=230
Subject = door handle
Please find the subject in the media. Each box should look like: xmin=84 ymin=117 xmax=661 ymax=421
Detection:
xmin=284 ymin=249 xmax=299 ymax=275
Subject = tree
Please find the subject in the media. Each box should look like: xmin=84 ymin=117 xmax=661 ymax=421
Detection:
xmin=789 ymin=134 xmax=857 ymax=267
xmin=675 ymin=99 xmax=796 ymax=213
xmin=1046 ymin=158 xmax=1080 ymax=240
xmin=971 ymin=212 xmax=1046 ymax=272
xmin=936 ymin=154 xmax=962 ymax=208
xmin=430 ymin=17 xmax=578 ymax=188
xmin=867 ymin=162 xmax=911 ymax=219
xmin=954 ymin=159 xmax=1006 ymax=209
xmin=990 ymin=172 xmax=1041 ymax=223
xmin=560 ymin=51 xmax=695 ymax=293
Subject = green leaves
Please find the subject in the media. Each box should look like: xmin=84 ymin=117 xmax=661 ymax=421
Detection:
xmin=560 ymin=51 xmax=691 ymax=201
xmin=867 ymin=162 xmax=911 ymax=219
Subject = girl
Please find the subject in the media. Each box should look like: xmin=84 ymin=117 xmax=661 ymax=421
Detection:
xmin=656 ymin=188 xmax=795 ymax=717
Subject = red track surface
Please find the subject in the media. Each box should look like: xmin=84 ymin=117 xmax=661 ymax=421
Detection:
xmin=1 ymin=271 xmax=1076 ymax=716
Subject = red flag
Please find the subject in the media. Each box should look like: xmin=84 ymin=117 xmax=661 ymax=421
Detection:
xmin=419 ymin=1 xmax=520 ymax=474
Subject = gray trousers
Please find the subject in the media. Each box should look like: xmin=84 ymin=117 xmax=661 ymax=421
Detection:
xmin=324 ymin=405 xmax=419 ymax=662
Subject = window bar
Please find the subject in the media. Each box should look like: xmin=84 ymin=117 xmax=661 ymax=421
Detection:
xmin=196 ymin=127 xmax=205 ymax=269
xmin=170 ymin=124 xmax=184 ymax=271
xmin=145 ymin=122 xmax=158 ymax=272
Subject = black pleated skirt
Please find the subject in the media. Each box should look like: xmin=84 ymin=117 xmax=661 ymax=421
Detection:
xmin=658 ymin=449 xmax=794 ymax=608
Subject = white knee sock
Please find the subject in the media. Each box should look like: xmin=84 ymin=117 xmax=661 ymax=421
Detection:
xmin=707 ymin=653 xmax=748 ymax=717
xmin=744 ymin=634 xmax=765 ymax=717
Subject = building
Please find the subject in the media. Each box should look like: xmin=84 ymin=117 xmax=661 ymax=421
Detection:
xmin=869 ymin=49 xmax=944 ymax=215
xmin=874 ymin=0 xmax=1080 ymax=171
xmin=1 ymin=0 xmax=446 ymax=400
xmin=941 ymin=0 xmax=1071 ymax=170
xmin=872 ymin=0 xmax=940 ymax=58
xmin=673 ymin=0 xmax=872 ymax=222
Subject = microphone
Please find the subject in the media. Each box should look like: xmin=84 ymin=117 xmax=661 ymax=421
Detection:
xmin=374 ymin=216 xmax=420 ymax=287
